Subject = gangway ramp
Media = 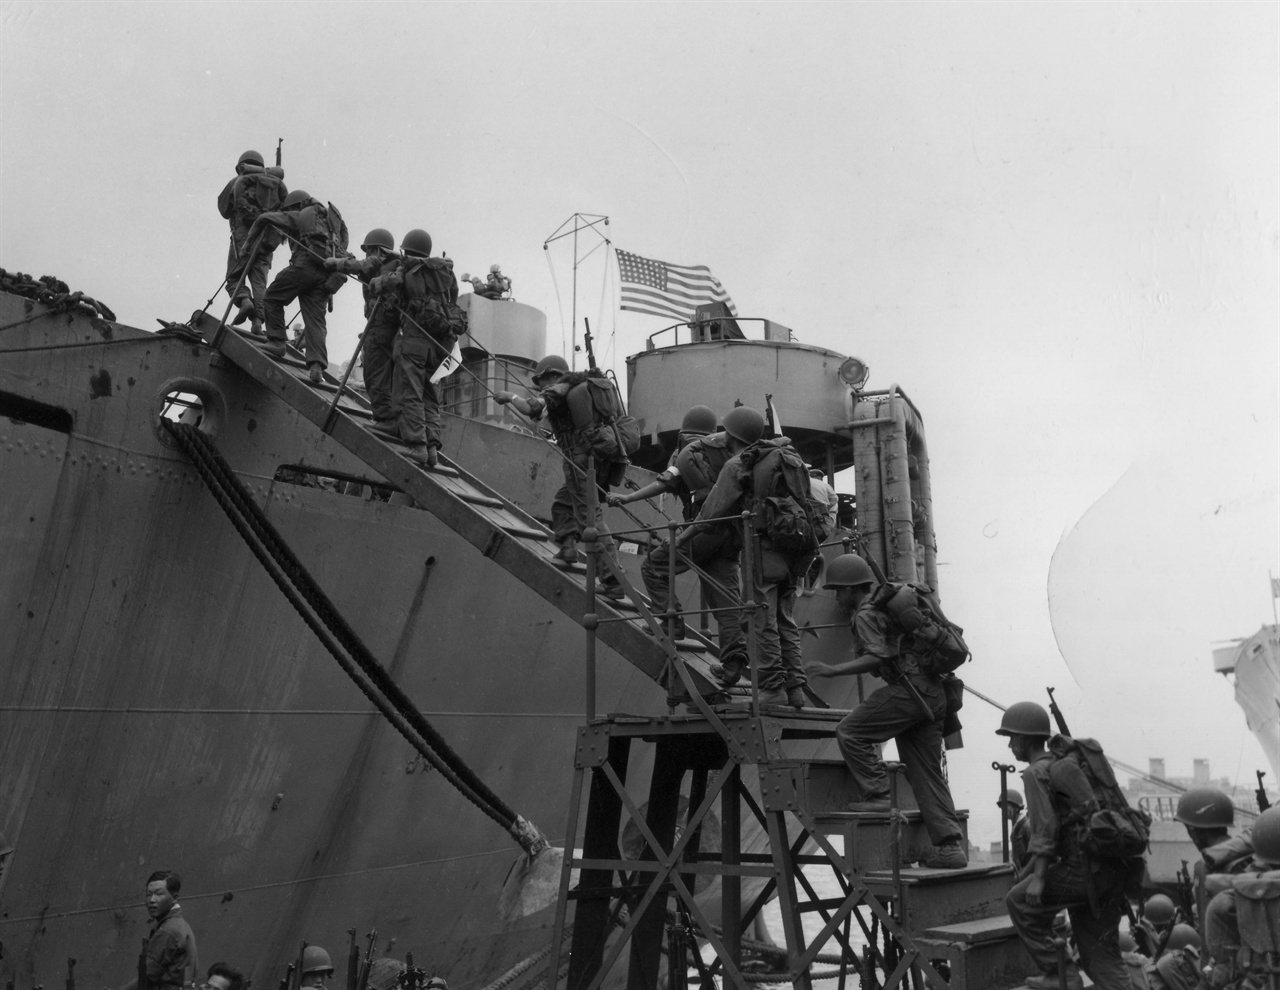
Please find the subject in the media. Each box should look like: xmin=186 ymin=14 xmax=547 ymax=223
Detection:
xmin=190 ymin=313 xmax=720 ymax=697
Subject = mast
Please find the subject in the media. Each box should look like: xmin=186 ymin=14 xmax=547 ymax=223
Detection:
xmin=543 ymin=213 xmax=610 ymax=370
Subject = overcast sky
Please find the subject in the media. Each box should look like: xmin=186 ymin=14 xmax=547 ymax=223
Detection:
xmin=2 ymin=2 xmax=1277 ymax=827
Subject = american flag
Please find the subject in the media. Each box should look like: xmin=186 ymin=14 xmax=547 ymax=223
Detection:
xmin=615 ymin=248 xmax=737 ymax=321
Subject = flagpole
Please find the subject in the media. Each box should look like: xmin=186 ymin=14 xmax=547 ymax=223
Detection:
xmin=543 ymin=213 xmax=611 ymax=369
xmin=1270 ymin=570 xmax=1278 ymax=626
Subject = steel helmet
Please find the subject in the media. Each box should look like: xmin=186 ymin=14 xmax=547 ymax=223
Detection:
xmin=1143 ymin=893 xmax=1176 ymax=927
xmin=721 ymin=406 xmax=765 ymax=445
xmin=425 ymin=981 xmax=448 ymax=990
xmin=301 ymin=946 xmax=334 ymax=976
xmin=1252 ymin=804 xmax=1280 ymax=865
xmin=489 ymin=264 xmax=501 ymax=274
xmin=994 ymin=702 xmax=1052 ymax=739
xmin=532 ymin=354 xmax=569 ymax=384
xmin=401 ymin=229 xmax=433 ymax=259
xmin=998 ymin=789 xmax=1025 ymax=810
xmin=1173 ymin=788 xmax=1234 ymax=828
xmin=1165 ymin=923 xmax=1200 ymax=952
xmin=238 ymin=149 xmax=264 ymax=166
xmin=823 ymin=554 xmax=876 ymax=589
xmin=361 ymin=228 xmax=395 ymax=252
xmin=680 ymin=405 xmax=718 ymax=436
xmin=281 ymin=189 xmax=311 ymax=209
xmin=1117 ymin=931 xmax=1137 ymax=953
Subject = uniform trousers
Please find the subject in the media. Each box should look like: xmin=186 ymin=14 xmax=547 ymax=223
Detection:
xmin=640 ymin=524 xmax=745 ymax=662
xmin=225 ymin=221 xmax=277 ymax=325
xmin=752 ymin=572 xmax=806 ymax=692
xmin=363 ymin=320 xmax=399 ymax=423
xmin=393 ymin=332 xmax=444 ymax=447
xmin=1005 ymin=861 xmax=1130 ymax=990
xmin=265 ymin=260 xmax=328 ymax=369
xmin=835 ymin=676 xmax=963 ymax=844
xmin=550 ymin=435 xmax=621 ymax=588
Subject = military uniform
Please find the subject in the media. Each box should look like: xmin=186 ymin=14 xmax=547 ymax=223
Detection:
xmin=256 ymin=202 xmax=333 ymax=371
xmin=1005 ymin=752 xmax=1130 ymax=990
xmin=141 ymin=903 xmax=199 ymax=990
xmin=639 ymin=432 xmax=745 ymax=661
xmin=1144 ymin=948 xmax=1201 ymax=990
xmin=217 ymin=164 xmax=286 ymax=330
xmin=691 ymin=439 xmax=808 ymax=694
xmin=391 ymin=257 xmax=457 ymax=452
xmin=1198 ymin=833 xmax=1258 ymax=975
xmin=834 ymin=605 xmax=963 ymax=845
xmin=330 ymin=254 xmax=401 ymax=424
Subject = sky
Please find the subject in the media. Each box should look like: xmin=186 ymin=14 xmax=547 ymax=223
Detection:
xmin=2 ymin=2 xmax=1277 ymax=836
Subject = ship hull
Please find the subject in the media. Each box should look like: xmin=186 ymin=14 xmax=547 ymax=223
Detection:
xmin=0 ymin=300 xmax=860 ymax=988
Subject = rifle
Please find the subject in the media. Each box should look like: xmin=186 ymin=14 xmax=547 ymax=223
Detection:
xmin=291 ymin=942 xmax=306 ymax=990
xmin=137 ymin=938 xmax=150 ymax=990
xmin=581 ymin=318 xmax=600 ymax=374
xmin=345 ymin=929 xmax=358 ymax=990
xmin=277 ymin=965 xmax=294 ymax=990
xmin=1175 ymin=860 xmax=1195 ymax=921
xmin=66 ymin=957 xmax=76 ymax=990
xmin=1046 ymin=686 xmax=1071 ymax=736
xmin=1257 ymin=770 xmax=1271 ymax=811
xmin=275 ymin=139 xmax=283 ymax=169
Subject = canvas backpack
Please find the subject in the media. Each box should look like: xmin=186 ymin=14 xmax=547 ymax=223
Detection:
xmin=400 ymin=259 xmax=467 ymax=340
xmin=1049 ymin=734 xmax=1152 ymax=865
xmin=744 ymin=440 xmax=821 ymax=558
xmin=560 ymin=371 xmax=641 ymax=466
xmin=870 ymin=581 xmax=971 ymax=674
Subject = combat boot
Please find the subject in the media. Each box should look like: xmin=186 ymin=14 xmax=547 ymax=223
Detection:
xmin=1025 ymin=969 xmax=1083 ymax=990
xmin=308 ymin=364 xmax=323 ymax=384
xmin=786 ymin=685 xmax=808 ymax=708
xmin=558 ymin=538 xmax=578 ymax=563
xmin=757 ymin=687 xmax=790 ymax=706
xmin=249 ymin=321 xmax=264 ymax=337
xmin=405 ymin=444 xmax=432 ymax=467
xmin=263 ymin=339 xmax=288 ymax=358
xmin=922 ymin=838 xmax=968 ymax=870
xmin=709 ymin=656 xmax=745 ymax=687
xmin=845 ymin=795 xmax=892 ymax=813
xmin=425 ymin=444 xmax=439 ymax=468
xmin=370 ymin=420 xmax=400 ymax=438
xmin=231 ymin=299 xmax=255 ymax=326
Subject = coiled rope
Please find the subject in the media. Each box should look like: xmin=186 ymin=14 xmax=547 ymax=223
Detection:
xmin=0 ymin=268 xmax=116 ymax=329
xmin=164 ymin=420 xmax=549 ymax=854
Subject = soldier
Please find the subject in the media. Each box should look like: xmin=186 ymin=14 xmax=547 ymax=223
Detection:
xmin=324 ymin=228 xmax=401 ymax=434
xmin=216 ymin=149 xmax=287 ymax=335
xmin=999 ymin=701 xmax=1129 ymax=990
xmin=807 ymin=465 xmax=838 ymax=534
xmin=249 ymin=189 xmax=340 ymax=383
xmin=809 ymin=553 xmax=967 ymax=868
xmin=1201 ymin=804 xmax=1280 ymax=985
xmin=677 ymin=407 xmax=813 ymax=706
xmin=385 ymin=228 xmax=459 ymax=467
xmin=202 ymin=963 xmax=244 ymax=990
xmin=1144 ymin=924 xmax=1202 ymax=990
xmin=1136 ymin=893 xmax=1177 ymax=956
xmin=120 ymin=870 xmax=199 ymax=990
xmin=1174 ymin=786 xmax=1254 ymax=874
xmin=495 ymin=356 xmax=624 ymax=599
xmin=298 ymin=946 xmax=334 ymax=990
xmin=608 ymin=405 xmax=747 ymax=667
xmin=999 ymin=788 xmax=1032 ymax=873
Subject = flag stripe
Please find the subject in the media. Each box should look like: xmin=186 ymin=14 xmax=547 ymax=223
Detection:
xmin=615 ymin=247 xmax=737 ymax=320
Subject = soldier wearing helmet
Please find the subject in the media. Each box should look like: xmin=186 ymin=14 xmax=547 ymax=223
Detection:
xmin=1174 ymin=787 xmax=1254 ymax=878
xmin=249 ymin=189 xmax=345 ymax=383
xmin=1200 ymin=803 xmax=1280 ymax=983
xmin=495 ymin=357 xmax=625 ymax=599
xmin=674 ymin=407 xmax=815 ymax=707
xmin=810 ymin=553 xmax=968 ymax=869
xmin=217 ymin=148 xmax=288 ymax=335
xmin=999 ymin=788 xmax=1032 ymax=873
xmin=371 ymin=228 xmax=461 ymax=468
xmin=1143 ymin=922 xmax=1201 ymax=990
xmin=322 ymin=229 xmax=402 ymax=432
xmin=299 ymin=946 xmax=334 ymax=989
xmin=607 ymin=406 xmax=747 ymax=664
xmin=996 ymin=701 xmax=1130 ymax=990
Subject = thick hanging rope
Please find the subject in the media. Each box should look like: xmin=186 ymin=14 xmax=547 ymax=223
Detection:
xmin=164 ymin=420 xmax=552 ymax=854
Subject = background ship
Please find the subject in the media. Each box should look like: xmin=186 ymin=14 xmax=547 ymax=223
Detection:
xmin=0 ymin=281 xmax=939 ymax=989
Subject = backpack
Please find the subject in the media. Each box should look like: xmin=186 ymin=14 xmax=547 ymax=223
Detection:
xmin=561 ymin=372 xmax=640 ymax=466
xmin=313 ymin=201 xmax=352 ymax=295
xmin=400 ymin=259 xmax=466 ymax=341
xmin=1049 ymin=734 xmax=1152 ymax=864
xmin=745 ymin=440 xmax=821 ymax=558
xmin=871 ymin=582 xmax=971 ymax=673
